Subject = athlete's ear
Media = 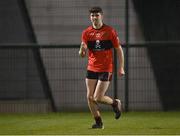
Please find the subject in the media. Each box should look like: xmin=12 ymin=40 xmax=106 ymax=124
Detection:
xmin=89 ymin=14 xmax=92 ymax=21
xmin=101 ymin=13 xmax=103 ymax=20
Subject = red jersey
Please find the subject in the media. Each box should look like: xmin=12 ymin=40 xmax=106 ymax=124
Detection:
xmin=81 ymin=24 xmax=120 ymax=72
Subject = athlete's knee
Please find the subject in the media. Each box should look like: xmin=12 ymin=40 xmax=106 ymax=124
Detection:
xmin=87 ymin=95 xmax=94 ymax=102
xmin=94 ymin=95 xmax=103 ymax=103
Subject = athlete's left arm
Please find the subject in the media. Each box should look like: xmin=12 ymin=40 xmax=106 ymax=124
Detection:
xmin=115 ymin=45 xmax=125 ymax=77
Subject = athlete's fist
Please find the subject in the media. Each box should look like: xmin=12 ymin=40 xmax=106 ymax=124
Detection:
xmin=118 ymin=67 xmax=125 ymax=77
xmin=79 ymin=49 xmax=86 ymax=57
xmin=79 ymin=42 xmax=86 ymax=58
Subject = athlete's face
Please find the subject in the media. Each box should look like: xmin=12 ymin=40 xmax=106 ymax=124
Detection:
xmin=90 ymin=12 xmax=103 ymax=26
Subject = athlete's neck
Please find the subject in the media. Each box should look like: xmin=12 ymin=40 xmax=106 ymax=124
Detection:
xmin=92 ymin=22 xmax=103 ymax=29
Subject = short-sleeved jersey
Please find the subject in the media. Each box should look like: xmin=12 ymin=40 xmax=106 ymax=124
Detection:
xmin=81 ymin=24 xmax=120 ymax=72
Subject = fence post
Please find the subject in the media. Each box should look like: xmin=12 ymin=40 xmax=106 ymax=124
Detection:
xmin=113 ymin=50 xmax=118 ymax=99
xmin=125 ymin=0 xmax=129 ymax=112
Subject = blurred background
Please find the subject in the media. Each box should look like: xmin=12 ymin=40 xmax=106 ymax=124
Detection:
xmin=0 ymin=0 xmax=180 ymax=113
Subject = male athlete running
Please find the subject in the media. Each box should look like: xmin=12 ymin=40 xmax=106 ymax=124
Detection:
xmin=79 ymin=6 xmax=125 ymax=129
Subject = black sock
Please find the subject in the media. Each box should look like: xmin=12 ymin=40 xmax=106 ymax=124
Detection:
xmin=94 ymin=116 xmax=102 ymax=125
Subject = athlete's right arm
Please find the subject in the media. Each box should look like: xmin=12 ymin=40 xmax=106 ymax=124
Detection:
xmin=79 ymin=42 xmax=86 ymax=58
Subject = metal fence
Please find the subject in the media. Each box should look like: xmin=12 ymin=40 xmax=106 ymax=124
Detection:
xmin=0 ymin=43 xmax=180 ymax=112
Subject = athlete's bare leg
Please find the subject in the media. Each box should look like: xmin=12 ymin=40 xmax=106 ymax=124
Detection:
xmin=94 ymin=80 xmax=122 ymax=120
xmin=86 ymin=78 xmax=100 ymax=118
xmin=93 ymin=80 xmax=113 ymax=105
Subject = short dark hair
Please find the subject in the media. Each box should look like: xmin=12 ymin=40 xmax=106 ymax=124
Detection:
xmin=89 ymin=7 xmax=103 ymax=14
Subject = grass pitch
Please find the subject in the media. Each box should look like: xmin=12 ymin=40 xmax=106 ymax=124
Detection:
xmin=0 ymin=111 xmax=179 ymax=135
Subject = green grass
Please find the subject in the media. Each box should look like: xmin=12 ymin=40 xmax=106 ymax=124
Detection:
xmin=0 ymin=111 xmax=180 ymax=135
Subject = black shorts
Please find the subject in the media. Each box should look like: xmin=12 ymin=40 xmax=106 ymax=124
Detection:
xmin=86 ymin=70 xmax=113 ymax=81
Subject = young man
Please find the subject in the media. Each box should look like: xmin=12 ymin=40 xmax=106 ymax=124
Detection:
xmin=79 ymin=7 xmax=125 ymax=129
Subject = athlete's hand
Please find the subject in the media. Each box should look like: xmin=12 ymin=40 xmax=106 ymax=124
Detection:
xmin=79 ymin=49 xmax=86 ymax=58
xmin=118 ymin=67 xmax=125 ymax=77
xmin=79 ymin=42 xmax=86 ymax=58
